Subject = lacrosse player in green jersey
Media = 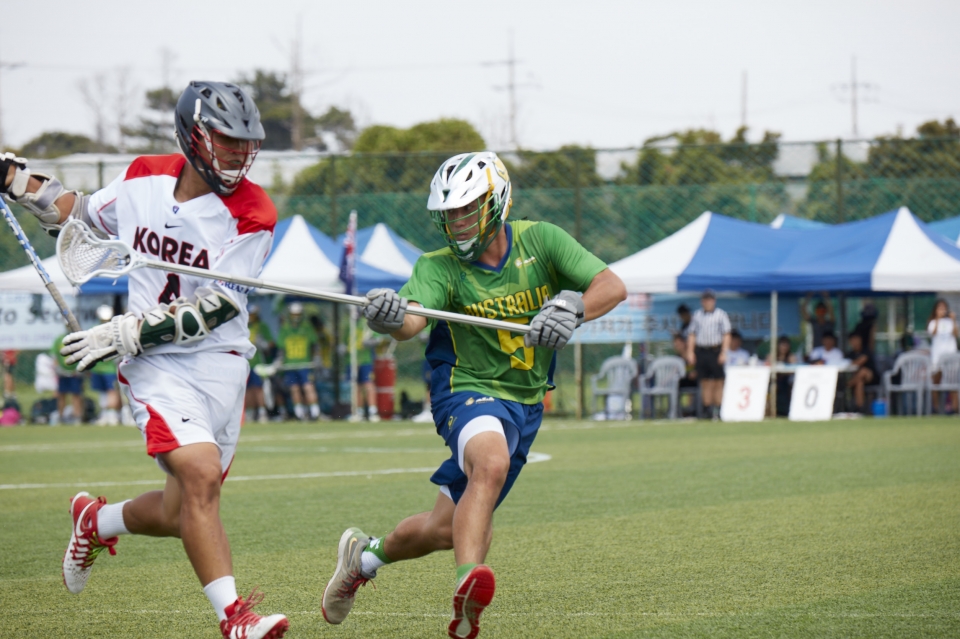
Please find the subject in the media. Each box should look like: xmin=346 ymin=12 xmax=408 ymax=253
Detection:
xmin=321 ymin=152 xmax=626 ymax=638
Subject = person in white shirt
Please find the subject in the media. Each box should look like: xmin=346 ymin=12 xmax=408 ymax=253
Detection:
xmin=807 ymin=332 xmax=846 ymax=366
xmin=928 ymin=299 xmax=959 ymax=413
xmin=928 ymin=298 xmax=958 ymax=374
xmin=2 ymin=81 xmax=288 ymax=638
xmin=725 ymin=330 xmax=751 ymax=366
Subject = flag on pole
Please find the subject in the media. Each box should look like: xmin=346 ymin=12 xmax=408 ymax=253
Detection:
xmin=340 ymin=210 xmax=358 ymax=295
xmin=342 ymin=210 xmax=360 ymax=419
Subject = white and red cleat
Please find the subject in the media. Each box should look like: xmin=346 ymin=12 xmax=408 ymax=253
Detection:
xmin=220 ymin=589 xmax=289 ymax=639
xmin=448 ymin=565 xmax=496 ymax=639
xmin=62 ymin=491 xmax=118 ymax=594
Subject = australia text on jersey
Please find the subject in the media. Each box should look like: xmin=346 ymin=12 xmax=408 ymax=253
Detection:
xmin=133 ymin=226 xmax=210 ymax=269
xmin=460 ymin=284 xmax=552 ymax=321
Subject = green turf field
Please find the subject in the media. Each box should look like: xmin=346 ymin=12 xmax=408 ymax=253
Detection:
xmin=1 ymin=417 xmax=958 ymax=638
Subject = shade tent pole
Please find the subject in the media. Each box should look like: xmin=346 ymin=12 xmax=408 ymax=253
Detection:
xmin=770 ymin=291 xmax=778 ymax=418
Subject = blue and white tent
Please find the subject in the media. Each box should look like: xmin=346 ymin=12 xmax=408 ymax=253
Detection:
xmin=337 ymin=223 xmax=424 ymax=293
xmin=770 ymin=213 xmax=830 ymax=230
xmin=260 ymin=214 xmax=344 ymax=291
xmin=927 ymin=216 xmax=960 ymax=246
xmin=610 ymin=207 xmax=960 ymax=294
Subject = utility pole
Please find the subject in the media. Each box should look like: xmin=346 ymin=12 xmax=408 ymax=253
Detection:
xmin=0 ymin=43 xmax=25 ymax=150
xmin=507 ymin=31 xmax=517 ymax=149
xmin=290 ymin=20 xmax=304 ymax=151
xmin=740 ymin=70 xmax=747 ymax=129
xmin=486 ymin=31 xmax=535 ymax=150
xmin=850 ymin=57 xmax=858 ymax=137
xmin=833 ymin=56 xmax=876 ymax=138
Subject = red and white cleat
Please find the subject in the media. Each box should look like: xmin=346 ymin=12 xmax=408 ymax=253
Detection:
xmin=448 ymin=565 xmax=496 ymax=639
xmin=220 ymin=589 xmax=289 ymax=639
xmin=62 ymin=491 xmax=118 ymax=594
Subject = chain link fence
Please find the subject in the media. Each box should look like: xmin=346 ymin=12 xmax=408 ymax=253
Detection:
xmin=3 ymin=136 xmax=959 ymax=417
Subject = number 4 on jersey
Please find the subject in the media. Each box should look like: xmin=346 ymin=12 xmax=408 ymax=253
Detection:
xmin=158 ymin=273 xmax=181 ymax=304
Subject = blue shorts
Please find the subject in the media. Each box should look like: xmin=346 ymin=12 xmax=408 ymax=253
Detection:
xmin=58 ymin=376 xmax=83 ymax=395
xmin=89 ymin=372 xmax=116 ymax=392
xmin=247 ymin=370 xmax=263 ymax=388
xmin=283 ymin=368 xmax=313 ymax=387
xmin=348 ymin=363 xmax=373 ymax=384
xmin=429 ymin=390 xmax=544 ymax=509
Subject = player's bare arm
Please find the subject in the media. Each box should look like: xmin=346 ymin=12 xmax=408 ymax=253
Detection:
xmin=580 ymin=268 xmax=626 ymax=322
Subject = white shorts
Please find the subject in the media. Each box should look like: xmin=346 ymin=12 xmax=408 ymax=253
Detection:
xmin=118 ymin=351 xmax=249 ymax=477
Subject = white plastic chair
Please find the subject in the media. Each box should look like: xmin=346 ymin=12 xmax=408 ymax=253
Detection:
xmin=928 ymin=352 xmax=960 ymax=415
xmin=590 ymin=356 xmax=638 ymax=420
xmin=638 ymin=356 xmax=687 ymax=420
xmin=882 ymin=351 xmax=931 ymax=416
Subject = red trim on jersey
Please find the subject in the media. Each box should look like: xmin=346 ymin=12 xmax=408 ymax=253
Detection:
xmin=94 ymin=198 xmax=117 ymax=235
xmin=144 ymin=405 xmax=180 ymax=456
xmin=220 ymin=179 xmax=277 ymax=235
xmin=117 ymin=370 xmax=180 ymax=457
xmin=221 ymin=457 xmax=234 ymax=485
xmin=124 ymin=154 xmax=186 ymax=181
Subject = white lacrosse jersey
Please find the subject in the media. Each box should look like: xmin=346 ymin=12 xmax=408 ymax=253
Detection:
xmin=86 ymin=154 xmax=276 ymax=359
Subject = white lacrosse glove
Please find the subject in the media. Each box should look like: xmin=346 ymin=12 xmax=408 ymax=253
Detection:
xmin=0 ymin=152 xmax=27 ymax=196
xmin=60 ymin=313 xmax=142 ymax=372
xmin=362 ymin=288 xmax=408 ymax=334
xmin=524 ymin=290 xmax=585 ymax=350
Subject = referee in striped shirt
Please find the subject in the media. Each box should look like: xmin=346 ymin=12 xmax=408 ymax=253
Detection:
xmin=685 ymin=289 xmax=732 ymax=420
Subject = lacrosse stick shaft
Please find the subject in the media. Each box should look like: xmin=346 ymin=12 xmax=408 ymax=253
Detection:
xmin=0 ymin=199 xmax=81 ymax=332
xmin=137 ymin=258 xmax=532 ymax=334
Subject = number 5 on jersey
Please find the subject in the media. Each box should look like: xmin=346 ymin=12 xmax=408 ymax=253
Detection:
xmin=497 ymin=318 xmax=534 ymax=371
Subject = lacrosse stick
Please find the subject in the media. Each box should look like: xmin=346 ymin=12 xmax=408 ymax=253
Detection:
xmin=57 ymin=219 xmax=531 ymax=334
xmin=1 ymin=198 xmax=81 ymax=332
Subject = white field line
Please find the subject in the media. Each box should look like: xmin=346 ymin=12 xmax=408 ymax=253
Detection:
xmin=9 ymin=609 xmax=956 ymax=619
xmin=0 ymin=452 xmax=551 ymax=491
xmin=0 ymin=418 xmax=650 ymax=454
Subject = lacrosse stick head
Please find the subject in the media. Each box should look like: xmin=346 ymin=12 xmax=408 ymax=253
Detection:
xmin=57 ymin=219 xmax=136 ymax=285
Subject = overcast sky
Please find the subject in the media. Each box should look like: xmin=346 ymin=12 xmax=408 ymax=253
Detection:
xmin=2 ymin=0 xmax=958 ymax=151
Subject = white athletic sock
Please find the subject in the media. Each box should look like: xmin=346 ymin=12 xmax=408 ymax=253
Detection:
xmin=360 ymin=550 xmax=387 ymax=578
xmin=104 ymin=409 xmax=119 ymax=425
xmin=256 ymin=407 xmax=268 ymax=422
xmin=97 ymin=501 xmax=131 ymax=538
xmin=309 ymin=403 xmax=320 ymax=419
xmin=293 ymin=404 xmax=306 ymax=420
xmin=203 ymin=575 xmax=239 ymax=622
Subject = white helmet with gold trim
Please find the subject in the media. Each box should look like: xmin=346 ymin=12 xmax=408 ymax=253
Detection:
xmin=427 ymin=152 xmax=512 ymax=261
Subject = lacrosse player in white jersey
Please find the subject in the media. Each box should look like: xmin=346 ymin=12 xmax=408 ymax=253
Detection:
xmin=1 ymin=81 xmax=288 ymax=639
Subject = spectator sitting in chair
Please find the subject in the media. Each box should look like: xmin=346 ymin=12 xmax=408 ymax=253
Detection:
xmin=807 ymin=332 xmax=846 ymax=366
xmin=725 ymin=330 xmax=751 ymax=366
xmin=677 ymin=304 xmax=692 ymax=340
xmin=844 ymin=332 xmax=877 ymax=414
xmin=768 ymin=335 xmax=798 ymax=416
xmin=672 ymin=333 xmax=698 ymax=388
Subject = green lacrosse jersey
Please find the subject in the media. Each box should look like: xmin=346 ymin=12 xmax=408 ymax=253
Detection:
xmin=248 ymin=319 xmax=275 ymax=368
xmin=278 ymin=323 xmax=316 ymax=366
xmin=400 ymin=220 xmax=607 ymax=404
xmin=340 ymin=317 xmax=373 ymax=366
xmin=90 ymin=356 xmax=116 ymax=375
xmin=52 ymin=333 xmax=81 ymax=376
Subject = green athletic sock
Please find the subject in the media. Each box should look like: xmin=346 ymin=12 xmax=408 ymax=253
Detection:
xmin=456 ymin=562 xmax=478 ymax=584
xmin=367 ymin=537 xmax=393 ymax=564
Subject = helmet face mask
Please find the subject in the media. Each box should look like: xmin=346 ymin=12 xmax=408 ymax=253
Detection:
xmin=428 ymin=152 xmax=511 ymax=261
xmin=174 ymin=81 xmax=265 ymax=196
xmin=189 ymin=122 xmax=260 ymax=192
